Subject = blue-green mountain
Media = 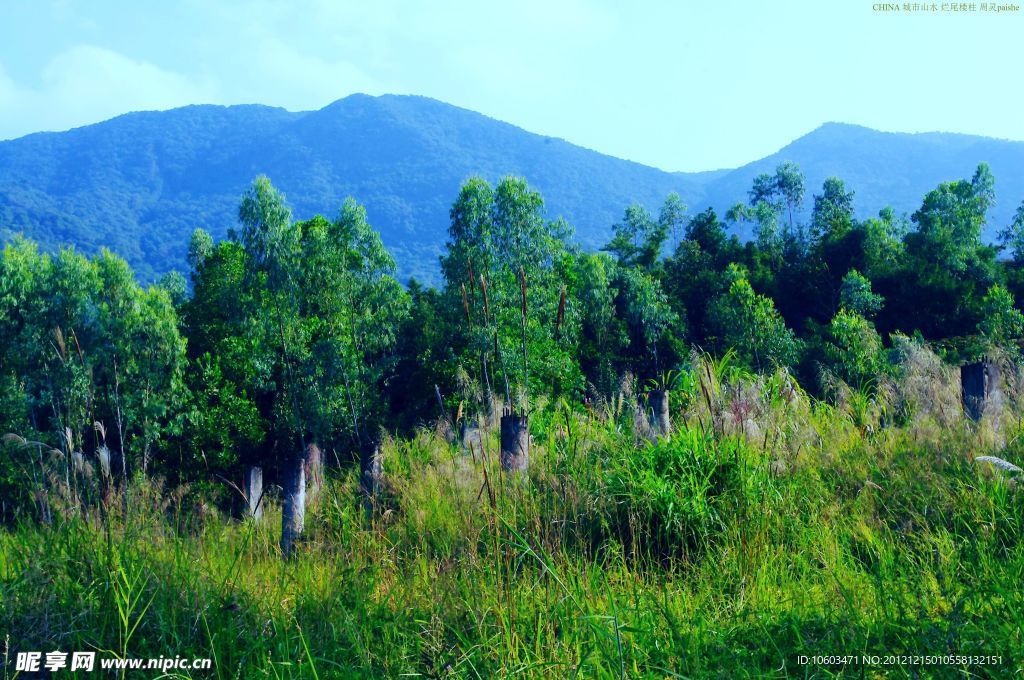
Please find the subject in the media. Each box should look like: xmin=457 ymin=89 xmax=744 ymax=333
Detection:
xmin=1 ymin=93 xmax=1022 ymax=283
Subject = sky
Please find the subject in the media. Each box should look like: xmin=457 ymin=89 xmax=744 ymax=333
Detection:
xmin=1 ymin=0 xmax=1022 ymax=172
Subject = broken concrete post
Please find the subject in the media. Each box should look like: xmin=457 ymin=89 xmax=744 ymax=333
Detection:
xmin=500 ymin=410 xmax=529 ymax=473
xmin=280 ymin=451 xmax=307 ymax=558
xmin=360 ymin=439 xmax=383 ymax=513
xmin=648 ymin=390 xmax=671 ymax=437
xmin=244 ymin=465 xmax=263 ymax=520
xmin=961 ymin=360 xmax=1000 ymax=421
xmin=304 ymin=442 xmax=323 ymax=505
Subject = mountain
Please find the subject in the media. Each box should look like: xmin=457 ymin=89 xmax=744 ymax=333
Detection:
xmin=1 ymin=95 xmax=1023 ymax=284
xmin=701 ymin=123 xmax=1024 ymax=240
xmin=0 ymin=95 xmax=700 ymax=283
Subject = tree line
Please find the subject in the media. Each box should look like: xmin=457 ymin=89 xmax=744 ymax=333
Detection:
xmin=3 ymin=162 xmax=1024 ymax=550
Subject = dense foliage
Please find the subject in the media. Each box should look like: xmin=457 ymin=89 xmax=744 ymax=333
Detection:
xmin=4 ymin=164 xmax=1024 ymax=510
xmin=2 ymin=351 xmax=1023 ymax=676
xmin=3 ymin=95 xmax=1024 ymax=286
xmin=2 ymin=162 xmax=1024 ymax=676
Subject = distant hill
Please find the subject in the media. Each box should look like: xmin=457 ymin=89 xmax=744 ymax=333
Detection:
xmin=699 ymin=122 xmax=1024 ymax=241
xmin=1 ymin=95 xmax=1023 ymax=283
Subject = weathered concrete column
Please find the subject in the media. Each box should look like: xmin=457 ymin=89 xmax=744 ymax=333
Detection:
xmin=648 ymin=390 xmax=671 ymax=437
xmin=961 ymin=360 xmax=1000 ymax=421
xmin=280 ymin=452 xmax=307 ymax=558
xmin=244 ymin=465 xmax=263 ymax=520
xmin=304 ymin=443 xmax=323 ymax=505
xmin=500 ymin=411 xmax=529 ymax=473
xmin=360 ymin=439 xmax=383 ymax=512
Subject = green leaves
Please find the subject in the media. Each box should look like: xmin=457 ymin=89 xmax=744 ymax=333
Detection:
xmin=603 ymin=194 xmax=685 ymax=271
xmin=745 ymin=162 xmax=806 ymax=245
xmin=839 ymin=269 xmax=884 ymax=319
xmin=442 ymin=176 xmax=581 ymax=407
xmin=707 ymin=264 xmax=800 ymax=371
xmin=822 ymin=309 xmax=886 ymax=390
xmin=997 ymin=199 xmax=1024 ymax=263
xmin=812 ymin=177 xmax=855 ymax=243
xmin=0 ymin=238 xmax=187 ymax=479
xmin=612 ymin=265 xmax=678 ymax=376
xmin=237 ymin=175 xmax=300 ymax=306
xmin=296 ymin=204 xmax=409 ymax=442
xmin=604 ymin=203 xmax=665 ymax=271
xmin=978 ymin=284 xmax=1024 ymax=351
xmin=907 ymin=163 xmax=994 ymax=275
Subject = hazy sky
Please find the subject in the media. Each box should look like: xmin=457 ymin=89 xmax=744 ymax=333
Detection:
xmin=1 ymin=0 xmax=1022 ymax=171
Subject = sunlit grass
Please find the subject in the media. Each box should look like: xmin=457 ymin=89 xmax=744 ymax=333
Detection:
xmin=3 ymin=364 xmax=1023 ymax=677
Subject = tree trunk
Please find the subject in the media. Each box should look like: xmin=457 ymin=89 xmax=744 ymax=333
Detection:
xmin=962 ymin=360 xmax=1000 ymax=421
xmin=280 ymin=452 xmax=307 ymax=558
xmin=244 ymin=465 xmax=263 ymax=520
xmin=500 ymin=411 xmax=529 ymax=474
xmin=304 ymin=443 xmax=323 ymax=505
xmin=360 ymin=439 xmax=383 ymax=513
xmin=649 ymin=390 xmax=671 ymax=437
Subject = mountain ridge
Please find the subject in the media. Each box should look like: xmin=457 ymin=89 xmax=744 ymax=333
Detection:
xmin=1 ymin=94 xmax=1022 ymax=283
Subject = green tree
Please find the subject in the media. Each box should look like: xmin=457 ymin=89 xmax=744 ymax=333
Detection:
xmin=297 ymin=200 xmax=410 ymax=448
xmin=659 ymin=192 xmax=688 ymax=253
xmin=200 ymin=176 xmax=408 ymax=554
xmin=997 ymin=198 xmax=1024 ymax=263
xmin=441 ymin=176 xmax=580 ymax=412
xmin=662 ymin=208 xmax=743 ymax=347
xmin=811 ymin=177 xmax=855 ymax=243
xmin=440 ymin=177 xmax=495 ymax=289
xmin=158 ymin=270 xmax=188 ymax=308
xmin=747 ymin=162 xmax=805 ymax=238
xmin=565 ymin=252 xmax=623 ymax=398
xmin=92 ymin=251 xmax=187 ymax=474
xmin=857 ymin=207 xmax=907 ymax=278
xmin=977 ymin=283 xmax=1024 ymax=351
xmin=390 ymin=280 xmax=455 ymax=431
xmin=612 ymin=265 xmax=679 ymax=380
xmin=896 ymin=164 xmax=1000 ymax=339
xmin=685 ymin=207 xmax=727 ymax=257
xmin=707 ymin=264 xmax=800 ymax=371
xmin=821 ymin=309 xmax=886 ymax=389
xmin=0 ymin=238 xmax=186 ymax=502
xmin=182 ymin=231 xmax=265 ymax=487
xmin=775 ymin=162 xmax=806 ymax=235
xmin=839 ymin=269 xmax=884 ymax=318
xmin=906 ymin=163 xmax=995 ymax=274
xmin=604 ymin=203 xmax=665 ymax=271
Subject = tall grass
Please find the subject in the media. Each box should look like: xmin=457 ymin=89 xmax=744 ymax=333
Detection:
xmin=2 ymin=347 xmax=1023 ymax=677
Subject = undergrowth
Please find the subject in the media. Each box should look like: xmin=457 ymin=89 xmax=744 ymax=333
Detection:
xmin=2 ymin=356 xmax=1023 ymax=678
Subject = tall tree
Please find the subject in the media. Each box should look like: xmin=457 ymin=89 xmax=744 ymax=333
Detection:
xmin=441 ymin=176 xmax=580 ymax=414
xmin=839 ymin=269 xmax=884 ymax=319
xmin=897 ymin=163 xmax=1000 ymax=340
xmin=978 ymin=284 xmax=1024 ymax=354
xmin=811 ymin=177 xmax=855 ymax=244
xmin=998 ymin=198 xmax=1024 ymax=264
xmin=658 ymin=192 xmax=688 ymax=254
xmin=207 ymin=176 xmax=408 ymax=555
xmin=707 ymin=264 xmax=800 ymax=371
xmin=775 ymin=162 xmax=806 ymax=235
xmin=603 ymin=203 xmax=664 ymax=271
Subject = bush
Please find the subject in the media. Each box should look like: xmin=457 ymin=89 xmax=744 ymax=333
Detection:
xmin=822 ymin=309 xmax=887 ymax=390
xmin=601 ymin=427 xmax=747 ymax=562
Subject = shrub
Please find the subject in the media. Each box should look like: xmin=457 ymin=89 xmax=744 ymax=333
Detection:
xmin=822 ymin=309 xmax=887 ymax=390
xmin=601 ymin=427 xmax=746 ymax=562
xmin=707 ymin=264 xmax=801 ymax=371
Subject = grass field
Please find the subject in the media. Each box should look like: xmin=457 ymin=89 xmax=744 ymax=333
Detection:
xmin=2 ymin=354 xmax=1023 ymax=678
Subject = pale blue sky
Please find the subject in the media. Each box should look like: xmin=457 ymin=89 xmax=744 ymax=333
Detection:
xmin=1 ymin=0 xmax=1022 ymax=171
